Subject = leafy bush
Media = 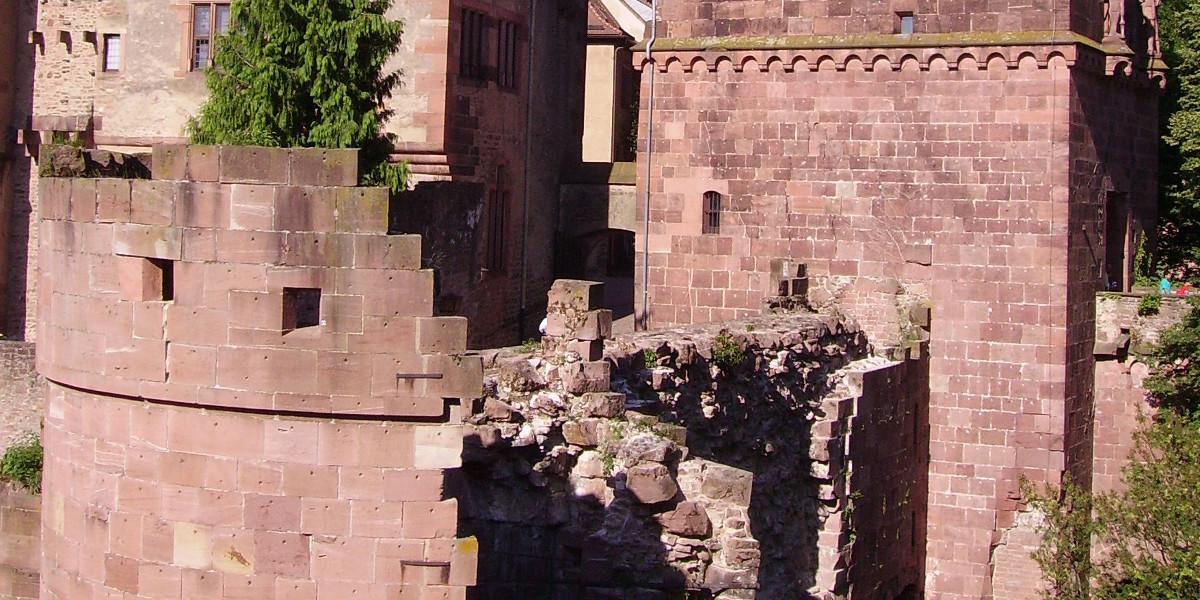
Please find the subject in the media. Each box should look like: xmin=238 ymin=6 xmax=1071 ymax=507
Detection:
xmin=0 ymin=434 xmax=43 ymax=494
xmin=1139 ymin=294 xmax=1162 ymax=316
xmin=519 ymin=338 xmax=540 ymax=354
xmin=712 ymin=331 xmax=743 ymax=371
xmin=642 ymin=349 xmax=658 ymax=370
xmin=1144 ymin=298 xmax=1200 ymax=414
xmin=1026 ymin=415 xmax=1200 ymax=600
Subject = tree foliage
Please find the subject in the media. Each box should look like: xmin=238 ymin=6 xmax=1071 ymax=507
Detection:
xmin=1028 ymin=301 xmax=1200 ymax=598
xmin=1155 ymin=0 xmax=1200 ymax=278
xmin=188 ymin=0 xmax=407 ymax=190
xmin=0 ymin=433 xmax=42 ymax=494
xmin=1143 ymin=298 xmax=1200 ymax=414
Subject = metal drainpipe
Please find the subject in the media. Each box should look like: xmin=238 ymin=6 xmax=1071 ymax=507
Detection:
xmin=520 ymin=0 xmax=538 ymax=341
xmin=640 ymin=0 xmax=658 ymax=331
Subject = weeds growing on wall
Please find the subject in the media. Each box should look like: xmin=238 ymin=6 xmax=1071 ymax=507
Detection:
xmin=712 ymin=331 xmax=744 ymax=371
xmin=0 ymin=433 xmax=43 ymax=494
xmin=1139 ymin=294 xmax=1162 ymax=316
xmin=188 ymin=0 xmax=409 ymax=192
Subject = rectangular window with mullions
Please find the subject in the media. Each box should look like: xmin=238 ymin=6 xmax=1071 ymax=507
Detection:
xmin=484 ymin=167 xmax=510 ymax=273
xmin=497 ymin=19 xmax=519 ymax=89
xmin=702 ymin=191 xmax=722 ymax=234
xmin=102 ymin=34 xmax=122 ymax=72
xmin=192 ymin=3 xmax=232 ymax=71
xmin=460 ymin=8 xmax=488 ymax=81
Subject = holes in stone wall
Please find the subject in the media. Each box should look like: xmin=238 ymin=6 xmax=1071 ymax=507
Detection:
xmin=149 ymin=259 xmax=175 ymax=302
xmin=283 ymin=288 xmax=321 ymax=331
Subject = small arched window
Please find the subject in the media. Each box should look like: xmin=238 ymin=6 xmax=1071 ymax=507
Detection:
xmin=702 ymin=191 xmax=722 ymax=235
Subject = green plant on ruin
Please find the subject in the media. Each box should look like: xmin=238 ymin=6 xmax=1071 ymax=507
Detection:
xmin=712 ymin=330 xmax=744 ymax=371
xmin=1139 ymin=294 xmax=1163 ymax=316
xmin=1144 ymin=298 xmax=1200 ymax=415
xmin=0 ymin=433 xmax=43 ymax=494
xmin=519 ymin=338 xmax=540 ymax=354
xmin=642 ymin=349 xmax=658 ymax=370
xmin=1134 ymin=235 xmax=1159 ymax=289
xmin=1027 ymin=301 xmax=1200 ymax=598
xmin=187 ymin=0 xmax=409 ymax=192
xmin=1022 ymin=475 xmax=1096 ymax=600
xmin=1026 ymin=415 xmax=1200 ymax=600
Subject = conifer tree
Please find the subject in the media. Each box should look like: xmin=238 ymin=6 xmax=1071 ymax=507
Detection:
xmin=188 ymin=0 xmax=407 ymax=190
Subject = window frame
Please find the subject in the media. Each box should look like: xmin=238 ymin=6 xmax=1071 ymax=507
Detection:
xmin=702 ymin=191 xmax=722 ymax=235
xmin=459 ymin=7 xmax=489 ymax=82
xmin=484 ymin=166 xmax=511 ymax=274
xmin=101 ymin=34 xmax=123 ymax=73
xmin=496 ymin=18 xmax=519 ymax=90
xmin=189 ymin=2 xmax=231 ymax=72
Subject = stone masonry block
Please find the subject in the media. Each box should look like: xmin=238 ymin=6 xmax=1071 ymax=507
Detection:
xmin=229 ymin=184 xmax=276 ymax=230
xmin=354 ymin=234 xmax=421 ymax=270
xmin=152 ymin=144 xmax=187 ymax=181
xmin=39 ymin=177 xmax=71 ymax=220
xmin=567 ymin=339 xmax=604 ymax=361
xmin=219 ymin=145 xmax=291 ymax=185
xmin=413 ymin=426 xmax=463 ymax=469
xmin=401 ymin=499 xmax=458 ymax=539
xmin=130 ymin=180 xmax=175 ymax=226
xmin=561 ymin=361 xmax=611 ymax=394
xmin=175 ymin=182 xmax=229 ymax=229
xmin=416 ymin=317 xmax=468 ymax=355
xmin=187 ymin=145 xmax=220 ymax=182
xmin=449 ymin=537 xmax=479 ymax=586
xmin=419 ymin=354 xmax=483 ymax=400
xmin=576 ymin=310 xmax=613 ymax=341
xmin=96 ymin=178 xmax=133 ymax=223
xmin=289 ymin=148 xmax=359 ymax=187
xmin=274 ymin=186 xmax=336 ymax=232
xmin=548 ymin=279 xmax=605 ymax=313
xmin=69 ymin=178 xmax=97 ymax=222
xmin=334 ymin=187 xmax=389 ymax=233
xmin=114 ymin=224 xmax=182 ymax=260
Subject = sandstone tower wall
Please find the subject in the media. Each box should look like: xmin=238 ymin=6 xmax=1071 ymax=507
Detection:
xmin=36 ymin=145 xmax=480 ymax=599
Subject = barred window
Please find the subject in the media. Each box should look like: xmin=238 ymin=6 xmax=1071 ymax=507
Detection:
xmin=460 ymin=8 xmax=488 ymax=81
xmin=485 ymin=166 xmax=510 ymax=273
xmin=102 ymin=34 xmax=122 ymax=72
xmin=497 ymin=19 xmax=519 ymax=89
xmin=702 ymin=191 xmax=722 ymax=234
xmin=191 ymin=3 xmax=231 ymax=71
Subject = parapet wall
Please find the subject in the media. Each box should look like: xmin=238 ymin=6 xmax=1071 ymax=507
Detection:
xmin=36 ymin=145 xmax=481 ymax=599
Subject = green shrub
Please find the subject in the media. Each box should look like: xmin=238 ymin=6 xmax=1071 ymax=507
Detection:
xmin=712 ymin=331 xmax=743 ymax=371
xmin=1139 ymin=294 xmax=1162 ymax=316
xmin=519 ymin=338 xmax=540 ymax=354
xmin=642 ymin=349 xmax=658 ymax=370
xmin=1144 ymin=298 xmax=1200 ymax=415
xmin=1 ymin=434 xmax=43 ymax=494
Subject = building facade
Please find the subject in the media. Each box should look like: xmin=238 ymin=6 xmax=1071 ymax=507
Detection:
xmin=2 ymin=0 xmax=587 ymax=348
xmin=633 ymin=0 xmax=1162 ymax=596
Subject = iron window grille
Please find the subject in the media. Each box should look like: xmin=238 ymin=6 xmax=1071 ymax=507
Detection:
xmin=702 ymin=191 xmax=722 ymax=234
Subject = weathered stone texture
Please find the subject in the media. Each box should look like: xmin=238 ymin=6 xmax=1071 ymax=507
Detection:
xmin=0 ymin=342 xmax=43 ymax=452
xmin=462 ymin=285 xmax=928 ymax=599
xmin=36 ymin=146 xmax=480 ymax=599
xmin=634 ymin=43 xmax=1160 ymax=596
xmin=0 ymin=483 xmax=39 ymax=600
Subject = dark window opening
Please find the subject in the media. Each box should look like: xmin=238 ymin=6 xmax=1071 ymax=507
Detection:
xmin=191 ymin=3 xmax=231 ymax=71
xmin=702 ymin=191 xmax=722 ymax=235
xmin=1103 ymin=191 xmax=1130 ymax=292
xmin=150 ymin=259 xmax=175 ymax=302
xmin=497 ymin=19 xmax=519 ymax=89
xmin=484 ymin=166 xmax=510 ymax=273
xmin=460 ymin=8 xmax=488 ymax=81
xmin=283 ymin=288 xmax=321 ymax=331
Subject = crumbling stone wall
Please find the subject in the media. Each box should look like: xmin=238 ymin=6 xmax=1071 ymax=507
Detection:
xmin=1092 ymin=294 xmax=1192 ymax=494
xmin=36 ymin=145 xmax=481 ymax=598
xmin=0 ymin=342 xmax=42 ymax=451
xmin=0 ymin=483 xmax=38 ymax=600
xmin=460 ymin=280 xmax=928 ymax=599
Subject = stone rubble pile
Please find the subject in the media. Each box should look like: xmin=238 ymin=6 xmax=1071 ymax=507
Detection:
xmin=463 ymin=280 xmax=886 ymax=599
